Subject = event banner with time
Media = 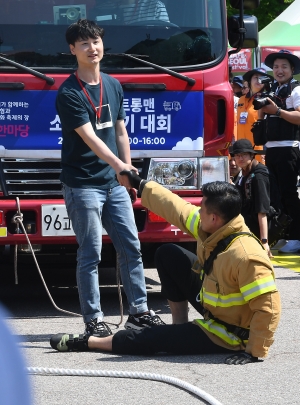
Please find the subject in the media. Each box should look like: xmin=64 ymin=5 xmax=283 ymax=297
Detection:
xmin=0 ymin=90 xmax=204 ymax=150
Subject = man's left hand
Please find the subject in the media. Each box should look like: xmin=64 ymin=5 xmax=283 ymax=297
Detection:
xmin=224 ymin=352 xmax=261 ymax=365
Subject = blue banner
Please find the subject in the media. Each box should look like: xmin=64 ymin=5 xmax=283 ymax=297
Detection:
xmin=0 ymin=90 xmax=203 ymax=150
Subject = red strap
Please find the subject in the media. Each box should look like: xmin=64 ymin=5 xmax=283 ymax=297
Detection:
xmin=75 ymin=71 xmax=103 ymax=123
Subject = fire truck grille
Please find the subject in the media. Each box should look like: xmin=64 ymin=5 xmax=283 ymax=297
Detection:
xmin=0 ymin=158 xmax=62 ymax=198
xmin=0 ymin=158 xmax=146 ymax=199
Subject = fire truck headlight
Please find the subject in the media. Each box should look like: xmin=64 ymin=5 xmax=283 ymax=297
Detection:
xmin=147 ymin=158 xmax=197 ymax=189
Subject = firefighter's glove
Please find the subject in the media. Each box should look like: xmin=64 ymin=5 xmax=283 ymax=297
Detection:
xmin=119 ymin=170 xmax=143 ymax=190
xmin=224 ymin=352 xmax=260 ymax=365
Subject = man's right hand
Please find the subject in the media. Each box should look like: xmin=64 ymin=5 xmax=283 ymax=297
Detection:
xmin=119 ymin=170 xmax=143 ymax=190
xmin=116 ymin=165 xmax=138 ymax=188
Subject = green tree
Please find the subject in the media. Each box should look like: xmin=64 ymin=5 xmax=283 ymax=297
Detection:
xmin=227 ymin=0 xmax=294 ymax=31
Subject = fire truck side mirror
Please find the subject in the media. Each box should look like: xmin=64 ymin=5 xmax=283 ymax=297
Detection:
xmin=228 ymin=15 xmax=258 ymax=49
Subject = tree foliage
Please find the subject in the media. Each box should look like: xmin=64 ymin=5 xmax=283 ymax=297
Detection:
xmin=227 ymin=0 xmax=295 ymax=31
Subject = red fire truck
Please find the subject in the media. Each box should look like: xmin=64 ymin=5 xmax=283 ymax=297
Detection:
xmin=0 ymin=0 xmax=258 ymax=269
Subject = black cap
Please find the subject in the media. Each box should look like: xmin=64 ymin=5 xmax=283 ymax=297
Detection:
xmin=231 ymin=139 xmax=256 ymax=156
xmin=232 ymin=76 xmax=243 ymax=88
xmin=264 ymin=49 xmax=300 ymax=75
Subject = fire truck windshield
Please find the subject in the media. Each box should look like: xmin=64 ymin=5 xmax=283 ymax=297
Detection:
xmin=0 ymin=0 xmax=224 ymax=71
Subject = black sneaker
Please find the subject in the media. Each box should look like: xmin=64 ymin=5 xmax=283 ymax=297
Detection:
xmin=85 ymin=318 xmax=112 ymax=337
xmin=124 ymin=309 xmax=165 ymax=330
xmin=50 ymin=333 xmax=89 ymax=352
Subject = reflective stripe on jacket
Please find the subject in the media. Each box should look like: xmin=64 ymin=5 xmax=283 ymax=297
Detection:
xmin=195 ymin=318 xmax=248 ymax=346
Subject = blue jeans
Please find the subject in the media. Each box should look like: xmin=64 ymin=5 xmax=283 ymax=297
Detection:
xmin=62 ymin=184 xmax=148 ymax=323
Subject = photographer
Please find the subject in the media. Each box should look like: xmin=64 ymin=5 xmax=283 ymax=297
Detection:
xmin=255 ymin=50 xmax=300 ymax=253
xmin=237 ymin=67 xmax=272 ymax=164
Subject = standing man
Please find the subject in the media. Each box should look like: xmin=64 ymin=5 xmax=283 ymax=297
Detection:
xmin=56 ymin=19 xmax=164 ymax=337
xmin=255 ymin=50 xmax=300 ymax=253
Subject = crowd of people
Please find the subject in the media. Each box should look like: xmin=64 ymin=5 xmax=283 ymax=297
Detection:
xmin=230 ymin=49 xmax=300 ymax=254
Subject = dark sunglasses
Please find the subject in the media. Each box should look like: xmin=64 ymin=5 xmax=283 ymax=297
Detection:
xmin=242 ymin=86 xmax=249 ymax=90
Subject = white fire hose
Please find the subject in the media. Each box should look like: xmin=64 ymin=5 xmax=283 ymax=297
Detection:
xmin=27 ymin=367 xmax=224 ymax=405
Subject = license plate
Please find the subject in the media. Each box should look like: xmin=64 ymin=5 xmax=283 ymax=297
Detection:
xmin=42 ymin=204 xmax=75 ymax=237
xmin=41 ymin=205 xmax=107 ymax=237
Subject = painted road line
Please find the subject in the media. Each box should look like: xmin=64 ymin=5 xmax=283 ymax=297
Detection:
xmin=271 ymin=251 xmax=300 ymax=272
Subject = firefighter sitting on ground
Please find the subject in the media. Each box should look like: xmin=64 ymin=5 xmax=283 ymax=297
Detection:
xmin=50 ymin=176 xmax=281 ymax=365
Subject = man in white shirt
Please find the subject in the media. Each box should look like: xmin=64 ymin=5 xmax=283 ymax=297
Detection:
xmin=257 ymin=49 xmax=300 ymax=253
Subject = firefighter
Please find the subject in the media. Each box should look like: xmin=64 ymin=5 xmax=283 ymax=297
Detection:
xmin=50 ymin=175 xmax=281 ymax=365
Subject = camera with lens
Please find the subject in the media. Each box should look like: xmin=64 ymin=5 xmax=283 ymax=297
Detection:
xmin=253 ymin=76 xmax=274 ymax=110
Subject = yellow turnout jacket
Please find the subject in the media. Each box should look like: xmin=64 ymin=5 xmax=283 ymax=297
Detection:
xmin=142 ymin=181 xmax=281 ymax=358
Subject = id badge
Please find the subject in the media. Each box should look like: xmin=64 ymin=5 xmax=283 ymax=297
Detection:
xmin=96 ymin=104 xmax=113 ymax=130
xmin=239 ymin=112 xmax=248 ymax=124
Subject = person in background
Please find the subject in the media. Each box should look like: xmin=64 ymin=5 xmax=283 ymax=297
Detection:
xmin=237 ymin=67 xmax=273 ymax=164
xmin=50 ymin=178 xmax=281 ymax=365
xmin=231 ymin=75 xmax=243 ymax=98
xmin=256 ymin=50 xmax=300 ymax=254
xmin=231 ymin=139 xmax=273 ymax=258
xmin=242 ymin=80 xmax=249 ymax=96
xmin=56 ymin=19 xmax=164 ymax=338
xmin=229 ymin=147 xmax=242 ymax=185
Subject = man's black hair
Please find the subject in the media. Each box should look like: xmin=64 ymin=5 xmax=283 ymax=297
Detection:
xmin=202 ymin=181 xmax=241 ymax=223
xmin=65 ymin=19 xmax=104 ymax=46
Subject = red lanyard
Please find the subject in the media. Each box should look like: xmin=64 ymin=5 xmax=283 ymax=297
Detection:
xmin=75 ymin=71 xmax=103 ymax=124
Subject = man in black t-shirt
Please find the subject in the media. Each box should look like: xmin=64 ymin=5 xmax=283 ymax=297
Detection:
xmin=56 ymin=19 xmax=164 ymax=338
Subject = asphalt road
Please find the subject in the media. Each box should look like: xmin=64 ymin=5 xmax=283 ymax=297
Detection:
xmin=1 ymin=252 xmax=300 ymax=405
